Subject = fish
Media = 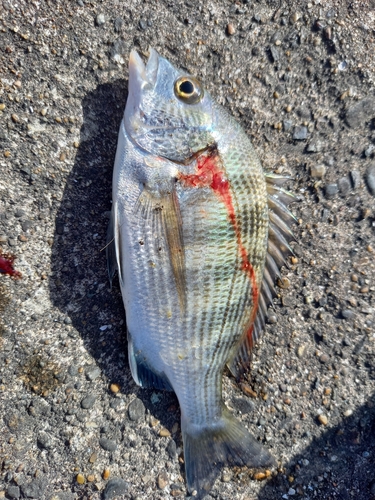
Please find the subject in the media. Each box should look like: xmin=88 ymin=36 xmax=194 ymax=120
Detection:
xmin=107 ymin=48 xmax=297 ymax=498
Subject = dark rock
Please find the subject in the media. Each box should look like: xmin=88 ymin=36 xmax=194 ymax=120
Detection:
xmin=338 ymin=177 xmax=351 ymax=196
xmin=110 ymin=398 xmax=121 ymax=410
xmin=296 ymin=106 xmax=311 ymax=120
xmin=128 ymin=398 xmax=145 ymax=421
xmin=139 ymin=19 xmax=147 ymax=30
xmin=37 ymin=431 xmax=52 ymax=449
xmin=324 ymin=183 xmax=338 ymax=199
xmin=111 ymin=39 xmax=127 ymax=59
xmin=114 ymin=17 xmax=123 ymax=32
xmin=166 ymin=439 xmax=177 ymax=459
xmin=67 ymin=364 xmax=78 ymax=376
xmin=81 ymin=394 xmax=96 ymax=409
xmin=270 ymin=46 xmax=280 ymax=62
xmin=20 ymin=479 xmax=46 ymax=499
xmin=293 ymin=126 xmax=308 ymax=140
xmin=102 ymin=478 xmax=128 ymax=499
xmin=232 ymin=397 xmax=255 ymax=414
xmin=21 ymin=220 xmax=33 ymax=231
xmin=350 ymin=170 xmax=361 ymax=189
xmin=345 ymin=98 xmax=375 ymax=128
xmin=7 ymin=486 xmax=20 ymax=499
xmin=99 ymin=437 xmax=117 ymax=452
xmin=14 ymin=209 xmax=25 ymax=218
xmin=341 ymin=309 xmax=355 ymax=320
xmin=366 ymin=165 xmax=375 ymax=195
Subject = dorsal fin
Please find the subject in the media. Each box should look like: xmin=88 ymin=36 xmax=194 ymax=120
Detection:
xmin=229 ymin=173 xmax=298 ymax=378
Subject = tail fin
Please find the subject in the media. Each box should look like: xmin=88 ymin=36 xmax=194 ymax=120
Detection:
xmin=182 ymin=407 xmax=275 ymax=499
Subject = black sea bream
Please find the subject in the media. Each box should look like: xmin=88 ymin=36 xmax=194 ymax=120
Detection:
xmin=107 ymin=48 xmax=296 ymax=498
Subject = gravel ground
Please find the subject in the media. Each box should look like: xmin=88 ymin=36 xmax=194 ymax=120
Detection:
xmin=1 ymin=1 xmax=375 ymax=499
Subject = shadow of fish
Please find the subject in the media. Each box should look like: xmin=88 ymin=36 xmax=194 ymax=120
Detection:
xmin=107 ymin=48 xmax=297 ymax=498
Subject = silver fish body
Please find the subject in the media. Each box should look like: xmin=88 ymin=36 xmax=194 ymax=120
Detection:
xmin=109 ymin=49 xmax=295 ymax=497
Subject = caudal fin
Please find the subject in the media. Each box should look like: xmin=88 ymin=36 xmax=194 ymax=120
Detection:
xmin=182 ymin=408 xmax=275 ymax=499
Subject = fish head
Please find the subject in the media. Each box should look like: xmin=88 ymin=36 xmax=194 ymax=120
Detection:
xmin=124 ymin=48 xmax=214 ymax=162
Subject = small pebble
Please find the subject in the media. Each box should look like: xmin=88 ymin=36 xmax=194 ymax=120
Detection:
xmin=343 ymin=408 xmax=353 ymax=417
xmin=283 ymin=120 xmax=293 ymax=131
xmin=297 ymin=344 xmax=307 ymax=358
xmin=324 ymin=183 xmax=338 ymax=199
xmin=114 ymin=17 xmax=123 ymax=32
xmin=110 ymin=383 xmax=121 ymax=393
xmin=85 ymin=365 xmax=101 ymax=381
xmin=227 ymin=23 xmax=235 ymax=35
xmin=341 ymin=309 xmax=354 ymax=320
xmin=139 ymin=19 xmax=147 ymax=30
xmin=253 ymin=470 xmax=271 ymax=481
xmin=319 ymin=353 xmax=330 ymax=364
xmin=89 ymin=452 xmax=97 ymax=463
xmin=99 ymin=438 xmax=117 ymax=452
xmin=222 ymin=471 xmax=233 ymax=482
xmin=293 ymin=126 xmax=308 ymax=140
xmin=166 ymin=439 xmax=177 ymax=459
xmin=350 ymin=170 xmax=361 ymax=188
xmin=157 ymin=472 xmax=169 ymax=489
xmin=76 ymin=474 xmax=85 ymax=485
xmin=277 ymin=277 xmax=290 ymax=289
xmin=159 ymin=427 xmax=171 ymax=437
xmin=95 ymin=13 xmax=106 ymax=26
xmin=270 ymin=46 xmax=280 ymax=62
xmin=337 ymin=176 xmax=351 ymax=196
xmin=128 ymin=398 xmax=145 ymax=421
xmin=103 ymin=468 xmax=110 ymax=480
xmin=318 ymin=414 xmax=328 ymax=425
xmin=81 ymin=394 xmax=96 ymax=410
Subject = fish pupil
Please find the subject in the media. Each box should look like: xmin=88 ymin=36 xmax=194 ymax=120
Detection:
xmin=179 ymin=80 xmax=194 ymax=95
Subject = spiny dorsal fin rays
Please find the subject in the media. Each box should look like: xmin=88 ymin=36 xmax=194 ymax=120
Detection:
xmin=228 ymin=172 xmax=298 ymax=379
xmin=134 ymin=185 xmax=186 ymax=312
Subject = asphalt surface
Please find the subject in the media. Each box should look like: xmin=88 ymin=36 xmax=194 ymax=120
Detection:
xmin=0 ymin=1 xmax=375 ymax=499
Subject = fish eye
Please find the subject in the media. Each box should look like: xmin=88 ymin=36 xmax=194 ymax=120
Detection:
xmin=174 ymin=77 xmax=203 ymax=104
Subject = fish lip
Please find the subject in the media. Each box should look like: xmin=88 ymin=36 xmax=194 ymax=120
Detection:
xmin=128 ymin=48 xmax=159 ymax=90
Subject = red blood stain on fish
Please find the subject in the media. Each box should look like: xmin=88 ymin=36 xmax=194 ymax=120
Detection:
xmin=178 ymin=149 xmax=259 ymax=336
xmin=0 ymin=250 xmax=22 ymax=278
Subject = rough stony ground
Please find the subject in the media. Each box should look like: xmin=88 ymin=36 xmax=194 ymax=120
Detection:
xmin=1 ymin=0 xmax=375 ymax=499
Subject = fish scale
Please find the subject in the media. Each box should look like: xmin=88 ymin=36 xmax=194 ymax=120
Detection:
xmin=108 ymin=48 xmax=297 ymax=498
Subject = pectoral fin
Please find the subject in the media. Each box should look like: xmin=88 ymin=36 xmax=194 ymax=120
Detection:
xmin=134 ymin=185 xmax=186 ymax=310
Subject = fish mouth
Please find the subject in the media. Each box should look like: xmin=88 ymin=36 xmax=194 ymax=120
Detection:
xmin=129 ymin=48 xmax=159 ymax=90
xmin=124 ymin=48 xmax=160 ymax=142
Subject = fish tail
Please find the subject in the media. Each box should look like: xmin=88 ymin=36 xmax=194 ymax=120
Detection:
xmin=182 ymin=407 xmax=275 ymax=499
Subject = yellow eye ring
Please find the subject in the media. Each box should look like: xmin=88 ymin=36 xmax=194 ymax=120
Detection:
xmin=174 ymin=77 xmax=204 ymax=104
